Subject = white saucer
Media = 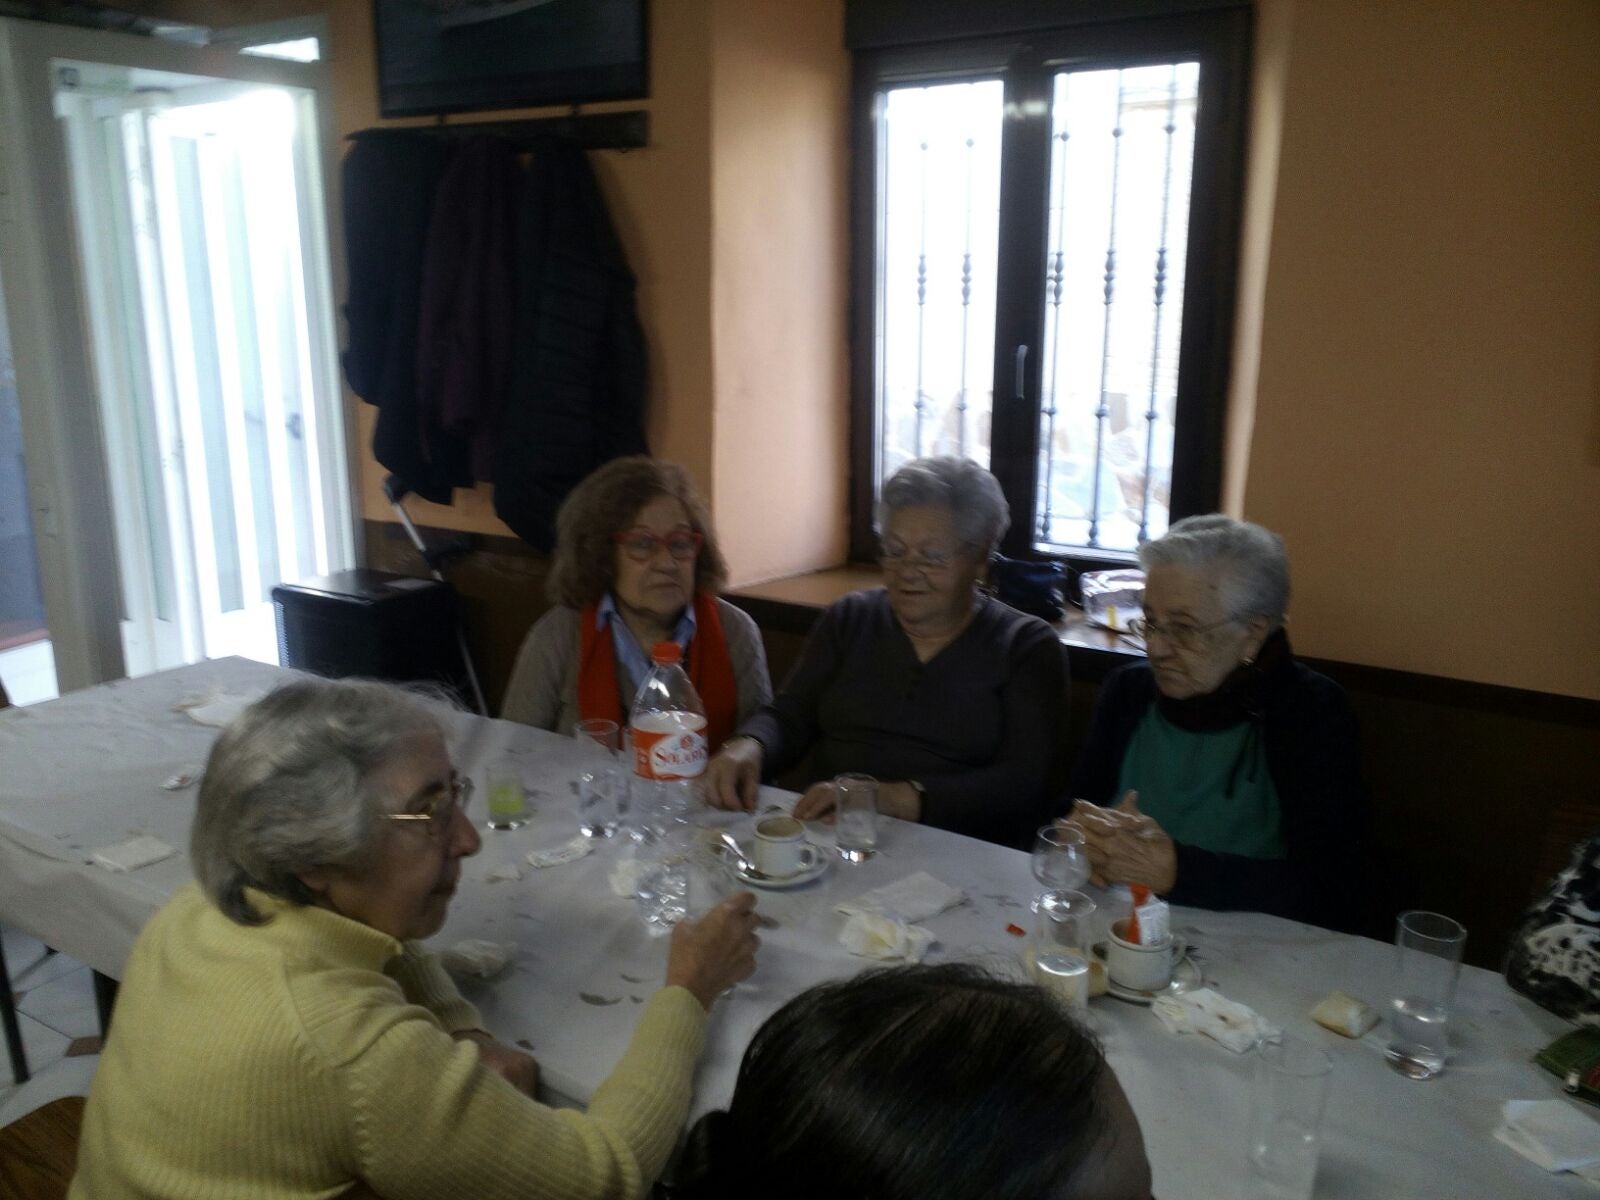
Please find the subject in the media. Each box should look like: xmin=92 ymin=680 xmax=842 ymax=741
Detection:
xmin=719 ymin=842 xmax=830 ymax=890
xmin=1090 ymin=942 xmax=1204 ymax=1005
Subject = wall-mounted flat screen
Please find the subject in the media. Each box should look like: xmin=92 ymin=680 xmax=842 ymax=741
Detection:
xmin=374 ymin=0 xmax=648 ymax=118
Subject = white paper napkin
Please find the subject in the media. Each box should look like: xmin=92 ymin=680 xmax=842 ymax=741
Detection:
xmin=1151 ymin=987 xmax=1281 ymax=1054
xmin=609 ymin=856 xmax=649 ymax=898
xmin=1495 ymin=1099 xmax=1600 ymax=1175
xmin=838 ymin=911 xmax=935 ymax=962
xmin=525 ymin=836 xmax=597 ymax=869
xmin=174 ymin=689 xmax=266 ymax=728
xmin=441 ymin=939 xmax=514 ymax=979
xmin=90 ymin=834 xmax=176 ymax=873
xmin=836 ymin=871 xmax=965 ymax=923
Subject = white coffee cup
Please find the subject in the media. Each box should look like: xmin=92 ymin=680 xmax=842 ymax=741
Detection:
xmin=753 ymin=814 xmax=807 ymax=877
xmin=1104 ymin=918 xmax=1185 ymax=992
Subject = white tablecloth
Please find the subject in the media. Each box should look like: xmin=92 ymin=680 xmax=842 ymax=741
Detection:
xmin=0 ymin=659 xmax=1585 ymax=1198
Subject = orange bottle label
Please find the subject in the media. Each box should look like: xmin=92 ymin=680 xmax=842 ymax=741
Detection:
xmin=631 ymin=711 xmax=708 ymax=781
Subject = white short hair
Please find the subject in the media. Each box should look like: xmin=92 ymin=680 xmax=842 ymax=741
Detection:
xmin=1138 ymin=514 xmax=1290 ymax=628
xmin=878 ymin=457 xmax=1011 ymax=555
xmin=190 ymin=678 xmax=445 ymax=925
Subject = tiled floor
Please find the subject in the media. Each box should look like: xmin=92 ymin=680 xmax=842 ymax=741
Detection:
xmin=1 ymin=925 xmax=100 ymax=1125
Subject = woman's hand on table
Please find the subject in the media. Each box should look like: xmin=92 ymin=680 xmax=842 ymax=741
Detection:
xmin=1066 ymin=791 xmax=1177 ymax=894
xmin=665 ymin=891 xmax=762 ymax=1010
xmin=702 ymin=737 xmax=763 ymax=812
xmin=792 ymin=780 xmax=921 ymax=823
xmin=455 ymin=1030 xmax=539 ymax=1096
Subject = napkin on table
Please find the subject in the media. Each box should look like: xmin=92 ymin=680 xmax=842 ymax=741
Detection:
xmin=1495 ymin=1099 xmax=1600 ymax=1177
xmin=174 ymin=689 xmax=266 ymax=728
xmin=838 ymin=911 xmax=935 ymax=962
xmin=526 ymin=836 xmax=596 ymax=869
xmin=609 ymin=856 xmax=649 ymax=898
xmin=90 ymin=834 xmax=176 ymax=873
xmin=442 ymin=940 xmax=514 ymax=979
xmin=1151 ymin=987 xmax=1281 ymax=1054
xmin=835 ymin=871 xmax=965 ymax=923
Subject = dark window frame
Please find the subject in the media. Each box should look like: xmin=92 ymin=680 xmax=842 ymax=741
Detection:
xmin=847 ymin=8 xmax=1252 ymax=570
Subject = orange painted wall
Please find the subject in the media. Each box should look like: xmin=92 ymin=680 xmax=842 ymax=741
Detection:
xmin=1240 ymin=0 xmax=1600 ymax=700
xmin=708 ymin=0 xmax=850 ymax=584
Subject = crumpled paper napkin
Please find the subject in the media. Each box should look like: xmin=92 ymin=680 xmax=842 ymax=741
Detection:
xmin=838 ymin=911 xmax=935 ymax=962
xmin=442 ymin=939 xmax=514 ymax=979
xmin=1495 ymin=1099 xmax=1600 ymax=1180
xmin=835 ymin=871 xmax=965 ymax=923
xmin=609 ymin=856 xmax=649 ymax=898
xmin=174 ymin=689 xmax=266 ymax=728
xmin=1151 ymin=987 xmax=1281 ymax=1054
xmin=526 ymin=836 xmax=597 ymax=869
xmin=90 ymin=834 xmax=176 ymax=873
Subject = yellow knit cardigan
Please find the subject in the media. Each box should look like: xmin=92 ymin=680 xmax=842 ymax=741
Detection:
xmin=69 ymin=884 xmax=706 ymax=1199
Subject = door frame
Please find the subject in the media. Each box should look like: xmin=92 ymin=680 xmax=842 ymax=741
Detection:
xmin=0 ymin=17 xmax=353 ymax=691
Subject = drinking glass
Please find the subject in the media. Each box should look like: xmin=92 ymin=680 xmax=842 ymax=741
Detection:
xmin=834 ymin=773 xmax=878 ymax=862
xmin=1032 ymin=889 xmax=1096 ymax=1012
xmin=1385 ymin=910 xmax=1466 ymax=1080
xmin=485 ymin=765 xmax=527 ymax=831
xmin=1032 ymin=825 xmax=1089 ymax=892
xmin=1248 ymin=1035 xmax=1333 ymax=1200
xmin=574 ymin=718 xmax=622 ymax=838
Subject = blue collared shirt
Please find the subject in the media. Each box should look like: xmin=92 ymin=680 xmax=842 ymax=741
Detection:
xmin=596 ymin=592 xmax=696 ymax=699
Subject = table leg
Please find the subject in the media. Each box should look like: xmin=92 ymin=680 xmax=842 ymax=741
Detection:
xmin=92 ymin=971 xmax=118 ymax=1037
xmin=1 ymin=931 xmax=29 ymax=1085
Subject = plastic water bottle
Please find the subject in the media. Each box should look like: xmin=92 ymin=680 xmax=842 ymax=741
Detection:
xmin=630 ymin=642 xmax=707 ymax=832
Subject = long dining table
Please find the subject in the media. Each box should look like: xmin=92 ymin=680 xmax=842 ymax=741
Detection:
xmin=0 ymin=657 xmax=1584 ymax=1197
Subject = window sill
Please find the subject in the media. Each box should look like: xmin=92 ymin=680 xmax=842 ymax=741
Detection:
xmin=728 ymin=565 xmax=1144 ymax=682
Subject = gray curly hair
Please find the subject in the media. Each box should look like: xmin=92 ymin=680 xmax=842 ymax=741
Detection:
xmin=877 ymin=457 xmax=1011 ymax=556
xmin=190 ymin=678 xmax=446 ymax=925
xmin=1138 ymin=514 xmax=1290 ymax=629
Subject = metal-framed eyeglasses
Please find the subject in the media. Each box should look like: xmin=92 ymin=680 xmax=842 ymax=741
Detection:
xmin=613 ymin=527 xmax=704 ymax=563
xmin=384 ymin=773 xmax=473 ymax=839
xmin=877 ymin=539 xmax=976 ymax=573
xmin=1127 ymin=616 xmax=1239 ymax=651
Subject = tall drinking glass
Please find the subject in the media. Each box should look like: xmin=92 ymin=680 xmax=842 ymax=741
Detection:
xmin=834 ymin=773 xmax=878 ymax=862
xmin=1032 ymin=825 xmax=1090 ymax=893
xmin=1032 ymin=889 xmax=1096 ymax=1012
xmin=1385 ymin=910 xmax=1466 ymax=1080
xmin=1248 ymin=1035 xmax=1333 ymax=1200
xmin=574 ymin=719 xmax=621 ymax=838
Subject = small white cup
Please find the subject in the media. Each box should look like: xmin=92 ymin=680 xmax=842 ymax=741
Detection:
xmin=1104 ymin=918 xmax=1184 ymax=992
xmin=753 ymin=814 xmax=807 ymax=877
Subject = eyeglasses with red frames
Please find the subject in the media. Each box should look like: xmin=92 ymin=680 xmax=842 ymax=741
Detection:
xmin=613 ymin=527 xmax=704 ymax=563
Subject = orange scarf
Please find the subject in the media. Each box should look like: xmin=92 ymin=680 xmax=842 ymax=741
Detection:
xmin=577 ymin=592 xmax=739 ymax=751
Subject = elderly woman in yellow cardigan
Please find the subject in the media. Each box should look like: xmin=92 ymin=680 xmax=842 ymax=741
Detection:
xmin=70 ymin=679 xmax=759 ymax=1200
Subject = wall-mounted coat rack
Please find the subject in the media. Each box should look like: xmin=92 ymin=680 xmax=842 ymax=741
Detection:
xmin=347 ymin=108 xmax=649 ymax=152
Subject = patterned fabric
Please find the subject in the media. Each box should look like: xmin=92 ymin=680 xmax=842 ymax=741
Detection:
xmin=1507 ymin=833 xmax=1600 ymax=1025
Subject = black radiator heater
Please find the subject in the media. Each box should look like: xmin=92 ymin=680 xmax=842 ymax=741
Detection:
xmin=272 ymin=569 xmax=473 ymax=705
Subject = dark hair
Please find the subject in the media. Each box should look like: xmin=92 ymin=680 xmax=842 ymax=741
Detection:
xmin=679 ymin=964 xmax=1110 ymax=1200
xmin=545 ymin=455 xmax=729 ymax=609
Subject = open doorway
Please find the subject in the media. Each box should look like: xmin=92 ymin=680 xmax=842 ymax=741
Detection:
xmin=0 ymin=18 xmax=353 ymax=688
xmin=0 ymin=274 xmax=58 ymax=705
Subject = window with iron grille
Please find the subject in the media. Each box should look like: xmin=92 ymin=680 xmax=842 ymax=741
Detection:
xmin=849 ymin=9 xmax=1250 ymax=566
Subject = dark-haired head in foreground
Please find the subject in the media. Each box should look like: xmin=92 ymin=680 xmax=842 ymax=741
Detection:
xmin=680 ymin=963 xmax=1152 ymax=1200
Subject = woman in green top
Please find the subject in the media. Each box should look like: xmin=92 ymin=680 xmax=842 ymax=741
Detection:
xmin=1065 ymin=516 xmax=1371 ymax=932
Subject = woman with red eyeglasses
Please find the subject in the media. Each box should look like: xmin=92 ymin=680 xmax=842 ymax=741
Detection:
xmin=502 ymin=456 xmax=771 ymax=749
